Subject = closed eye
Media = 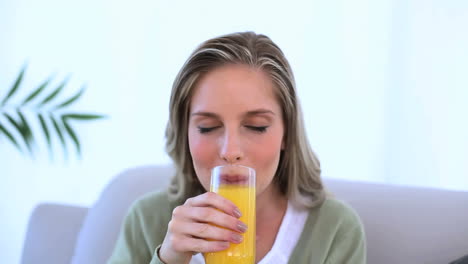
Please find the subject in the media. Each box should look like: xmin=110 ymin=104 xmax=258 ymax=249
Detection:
xmin=245 ymin=126 xmax=268 ymax=133
xmin=197 ymin=126 xmax=221 ymax=134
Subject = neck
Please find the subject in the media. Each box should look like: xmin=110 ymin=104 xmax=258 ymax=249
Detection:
xmin=256 ymin=183 xmax=287 ymax=221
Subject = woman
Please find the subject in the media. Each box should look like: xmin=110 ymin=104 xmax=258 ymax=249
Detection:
xmin=108 ymin=32 xmax=366 ymax=264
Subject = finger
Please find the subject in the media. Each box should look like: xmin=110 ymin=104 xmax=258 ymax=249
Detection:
xmin=176 ymin=221 xmax=244 ymax=244
xmin=170 ymin=235 xmax=230 ymax=253
xmin=185 ymin=192 xmax=241 ymax=218
xmin=187 ymin=206 xmax=248 ymax=233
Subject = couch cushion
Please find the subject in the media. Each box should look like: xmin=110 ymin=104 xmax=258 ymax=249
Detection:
xmin=71 ymin=165 xmax=173 ymax=264
xmin=325 ymin=178 xmax=468 ymax=264
xmin=21 ymin=203 xmax=88 ymax=264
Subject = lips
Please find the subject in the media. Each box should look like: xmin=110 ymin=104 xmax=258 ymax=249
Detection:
xmin=219 ymin=173 xmax=249 ymax=185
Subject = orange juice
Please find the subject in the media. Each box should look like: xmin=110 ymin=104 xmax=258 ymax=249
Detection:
xmin=204 ymin=184 xmax=256 ymax=264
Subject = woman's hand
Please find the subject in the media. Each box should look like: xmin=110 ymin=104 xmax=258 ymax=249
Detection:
xmin=158 ymin=192 xmax=247 ymax=264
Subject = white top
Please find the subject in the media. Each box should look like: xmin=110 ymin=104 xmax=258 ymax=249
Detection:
xmin=190 ymin=201 xmax=309 ymax=264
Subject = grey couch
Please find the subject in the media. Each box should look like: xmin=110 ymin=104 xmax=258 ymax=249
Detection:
xmin=21 ymin=165 xmax=468 ymax=264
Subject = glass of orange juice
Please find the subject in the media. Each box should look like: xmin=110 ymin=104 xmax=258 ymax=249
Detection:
xmin=204 ymin=165 xmax=256 ymax=264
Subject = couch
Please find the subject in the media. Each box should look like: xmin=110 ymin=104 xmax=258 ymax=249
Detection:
xmin=21 ymin=165 xmax=468 ymax=264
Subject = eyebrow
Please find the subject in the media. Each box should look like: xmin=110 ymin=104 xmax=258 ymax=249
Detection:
xmin=190 ymin=108 xmax=275 ymax=118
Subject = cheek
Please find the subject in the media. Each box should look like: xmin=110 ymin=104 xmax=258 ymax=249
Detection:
xmin=255 ymin=141 xmax=281 ymax=166
xmin=250 ymin=131 xmax=283 ymax=186
xmin=189 ymin=133 xmax=216 ymax=164
xmin=188 ymin=131 xmax=217 ymax=189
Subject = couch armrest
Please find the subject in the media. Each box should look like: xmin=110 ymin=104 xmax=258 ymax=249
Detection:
xmin=21 ymin=203 xmax=89 ymax=264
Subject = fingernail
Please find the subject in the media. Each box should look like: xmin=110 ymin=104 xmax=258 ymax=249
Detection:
xmin=220 ymin=241 xmax=230 ymax=249
xmin=231 ymin=233 xmax=243 ymax=243
xmin=237 ymin=222 xmax=248 ymax=233
xmin=233 ymin=208 xmax=242 ymax=218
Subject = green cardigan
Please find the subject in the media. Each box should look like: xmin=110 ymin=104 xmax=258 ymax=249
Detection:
xmin=107 ymin=191 xmax=366 ymax=264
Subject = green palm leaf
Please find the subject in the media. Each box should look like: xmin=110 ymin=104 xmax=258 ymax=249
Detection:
xmin=3 ymin=112 xmax=33 ymax=154
xmin=1 ymin=64 xmax=107 ymax=160
xmin=38 ymin=113 xmax=52 ymax=153
xmin=62 ymin=113 xmax=107 ymax=121
xmin=22 ymin=75 xmax=53 ymax=105
xmin=0 ymin=123 xmax=23 ymax=153
xmin=50 ymin=114 xmax=67 ymax=156
xmin=54 ymin=85 xmax=85 ymax=109
xmin=2 ymin=64 xmax=26 ymax=106
xmin=62 ymin=117 xmax=81 ymax=157
xmin=17 ymin=110 xmax=34 ymax=148
xmin=39 ymin=76 xmax=70 ymax=106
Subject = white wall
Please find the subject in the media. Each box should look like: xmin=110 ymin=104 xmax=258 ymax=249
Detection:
xmin=1 ymin=0 xmax=467 ymax=263
xmin=384 ymin=0 xmax=468 ymax=188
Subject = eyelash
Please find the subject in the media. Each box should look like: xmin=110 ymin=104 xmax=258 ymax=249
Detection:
xmin=245 ymin=126 xmax=268 ymax=133
xmin=197 ymin=126 xmax=269 ymax=134
xmin=198 ymin=126 xmax=220 ymax=133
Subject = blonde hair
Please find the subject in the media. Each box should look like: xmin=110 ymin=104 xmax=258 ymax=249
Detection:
xmin=165 ymin=32 xmax=325 ymax=208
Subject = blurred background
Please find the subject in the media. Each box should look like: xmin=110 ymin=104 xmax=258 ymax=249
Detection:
xmin=1 ymin=0 xmax=467 ymax=263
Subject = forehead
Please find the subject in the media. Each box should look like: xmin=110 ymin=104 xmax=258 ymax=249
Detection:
xmin=190 ymin=64 xmax=280 ymax=114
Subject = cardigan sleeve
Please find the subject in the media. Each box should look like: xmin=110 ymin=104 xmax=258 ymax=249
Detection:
xmin=107 ymin=191 xmax=172 ymax=264
xmin=324 ymin=224 xmax=367 ymax=264
xmin=106 ymin=204 xmax=156 ymax=263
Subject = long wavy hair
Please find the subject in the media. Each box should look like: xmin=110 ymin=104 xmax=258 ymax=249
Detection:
xmin=165 ymin=32 xmax=325 ymax=208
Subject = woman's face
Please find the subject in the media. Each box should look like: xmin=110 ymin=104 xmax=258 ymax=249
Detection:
xmin=188 ymin=64 xmax=285 ymax=198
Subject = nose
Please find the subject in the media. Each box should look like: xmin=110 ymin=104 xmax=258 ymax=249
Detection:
xmin=219 ymin=129 xmax=244 ymax=164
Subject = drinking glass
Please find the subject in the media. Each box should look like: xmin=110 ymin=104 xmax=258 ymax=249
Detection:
xmin=204 ymin=165 xmax=256 ymax=264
